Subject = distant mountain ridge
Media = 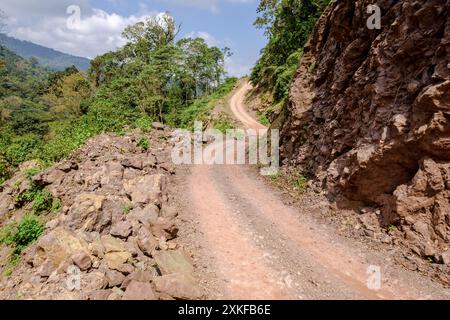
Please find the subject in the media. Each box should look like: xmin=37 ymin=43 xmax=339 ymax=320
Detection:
xmin=0 ymin=34 xmax=90 ymax=71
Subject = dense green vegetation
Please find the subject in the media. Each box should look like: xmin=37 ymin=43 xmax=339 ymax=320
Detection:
xmin=251 ymin=0 xmax=330 ymax=104
xmin=0 ymin=15 xmax=234 ymax=184
xmin=0 ymin=215 xmax=44 ymax=256
xmin=167 ymin=77 xmax=238 ymax=130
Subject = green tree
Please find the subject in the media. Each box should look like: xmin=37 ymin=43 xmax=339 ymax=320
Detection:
xmin=251 ymin=0 xmax=330 ymax=101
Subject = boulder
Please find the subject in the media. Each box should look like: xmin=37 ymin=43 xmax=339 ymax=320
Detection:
xmin=65 ymin=194 xmax=110 ymax=232
xmin=101 ymin=235 xmax=126 ymax=253
xmin=152 ymin=122 xmax=165 ymax=130
xmin=150 ymin=218 xmax=178 ymax=240
xmin=35 ymin=227 xmax=89 ymax=269
xmin=104 ymin=252 xmax=132 ymax=271
xmin=110 ymin=220 xmax=133 ymax=239
xmin=106 ymin=269 xmax=126 ymax=288
xmin=122 ymin=281 xmax=156 ymax=300
xmin=137 ymin=227 xmax=158 ymax=257
xmin=82 ymin=271 xmax=108 ymax=291
xmin=153 ymin=250 xmax=195 ymax=276
xmin=121 ymin=157 xmax=144 ymax=170
xmin=154 ymin=273 xmax=203 ymax=300
xmin=121 ymin=269 xmax=153 ymax=289
xmin=88 ymin=289 xmax=112 ymax=301
xmin=123 ymin=174 xmax=166 ymax=206
xmin=129 ymin=204 xmax=159 ymax=227
xmin=71 ymin=251 xmax=92 ymax=271
xmin=89 ymin=240 xmax=105 ymax=258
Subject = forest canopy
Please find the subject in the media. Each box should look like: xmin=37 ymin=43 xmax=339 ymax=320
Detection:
xmin=0 ymin=14 xmax=234 ymax=184
xmin=250 ymin=0 xmax=330 ymax=102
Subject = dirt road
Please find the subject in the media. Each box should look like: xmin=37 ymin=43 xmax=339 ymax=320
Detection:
xmin=175 ymin=81 xmax=450 ymax=300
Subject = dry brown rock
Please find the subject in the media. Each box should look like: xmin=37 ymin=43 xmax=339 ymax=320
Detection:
xmin=82 ymin=271 xmax=108 ymax=291
xmin=279 ymin=0 xmax=450 ymax=258
xmin=89 ymin=240 xmax=105 ymax=258
xmin=101 ymin=235 xmax=126 ymax=253
xmin=154 ymin=273 xmax=203 ymax=300
xmin=122 ymin=281 xmax=156 ymax=300
xmin=65 ymin=194 xmax=109 ymax=232
xmin=121 ymin=157 xmax=144 ymax=170
xmin=110 ymin=220 xmax=133 ymax=239
xmin=152 ymin=122 xmax=165 ymax=130
xmin=105 ymin=269 xmax=126 ymax=288
xmin=88 ymin=289 xmax=112 ymax=300
xmin=0 ymin=131 xmax=183 ymax=300
xmin=104 ymin=252 xmax=132 ymax=271
xmin=34 ymin=227 xmax=89 ymax=269
xmin=150 ymin=218 xmax=179 ymax=240
xmin=129 ymin=204 xmax=159 ymax=227
xmin=137 ymin=227 xmax=158 ymax=256
xmin=124 ymin=174 xmax=167 ymax=206
xmin=153 ymin=250 xmax=195 ymax=276
xmin=71 ymin=251 xmax=92 ymax=271
xmin=121 ymin=269 xmax=153 ymax=289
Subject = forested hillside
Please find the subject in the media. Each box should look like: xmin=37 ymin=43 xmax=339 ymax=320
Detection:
xmin=0 ymin=34 xmax=91 ymax=71
xmin=0 ymin=15 xmax=235 ymax=184
xmin=250 ymin=0 xmax=330 ymax=118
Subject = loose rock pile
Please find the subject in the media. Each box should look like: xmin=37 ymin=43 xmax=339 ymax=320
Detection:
xmin=0 ymin=128 xmax=203 ymax=300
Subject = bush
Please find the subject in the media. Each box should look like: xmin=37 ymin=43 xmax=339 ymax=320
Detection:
xmin=258 ymin=112 xmax=270 ymax=126
xmin=32 ymin=189 xmax=54 ymax=214
xmin=16 ymin=184 xmax=55 ymax=214
xmin=137 ymin=137 xmax=150 ymax=151
xmin=0 ymin=157 xmax=11 ymax=185
xmin=167 ymin=77 xmax=238 ymax=129
xmin=134 ymin=113 xmax=154 ymax=132
xmin=4 ymin=133 xmax=43 ymax=167
xmin=0 ymin=215 xmax=44 ymax=255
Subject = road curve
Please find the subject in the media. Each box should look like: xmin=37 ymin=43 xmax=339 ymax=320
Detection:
xmin=174 ymin=81 xmax=450 ymax=300
xmin=230 ymin=82 xmax=267 ymax=130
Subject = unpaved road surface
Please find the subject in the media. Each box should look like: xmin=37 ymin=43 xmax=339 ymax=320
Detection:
xmin=174 ymin=82 xmax=450 ymax=300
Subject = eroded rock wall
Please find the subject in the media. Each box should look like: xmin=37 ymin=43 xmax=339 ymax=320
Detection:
xmin=281 ymin=1 xmax=450 ymax=257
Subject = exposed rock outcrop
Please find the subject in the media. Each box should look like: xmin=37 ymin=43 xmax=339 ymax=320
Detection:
xmin=280 ymin=0 xmax=450 ymax=258
xmin=0 ymin=130 xmax=202 ymax=300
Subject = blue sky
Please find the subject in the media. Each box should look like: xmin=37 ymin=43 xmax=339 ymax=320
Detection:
xmin=1 ymin=0 xmax=267 ymax=76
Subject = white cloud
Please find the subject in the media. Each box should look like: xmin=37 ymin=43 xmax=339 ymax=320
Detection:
xmin=0 ymin=1 xmax=254 ymax=76
xmin=1 ymin=0 xmax=92 ymax=20
xmin=6 ymin=7 xmax=161 ymax=59
xmin=157 ymin=0 xmax=254 ymax=13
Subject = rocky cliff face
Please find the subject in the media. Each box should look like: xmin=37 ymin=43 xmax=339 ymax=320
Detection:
xmin=281 ymin=0 xmax=450 ymax=259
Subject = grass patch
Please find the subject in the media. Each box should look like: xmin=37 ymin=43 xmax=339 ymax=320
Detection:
xmin=123 ymin=205 xmax=132 ymax=215
xmin=134 ymin=114 xmax=154 ymax=132
xmin=258 ymin=112 xmax=270 ymax=127
xmin=0 ymin=215 xmax=44 ymax=257
xmin=0 ymin=214 xmax=44 ymax=277
xmin=137 ymin=137 xmax=150 ymax=151
xmin=25 ymin=167 xmax=41 ymax=180
xmin=268 ymin=169 xmax=309 ymax=195
xmin=387 ymin=224 xmax=398 ymax=233
xmin=50 ymin=199 xmax=62 ymax=214
xmin=16 ymin=185 xmax=56 ymax=214
xmin=166 ymin=77 xmax=238 ymax=129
